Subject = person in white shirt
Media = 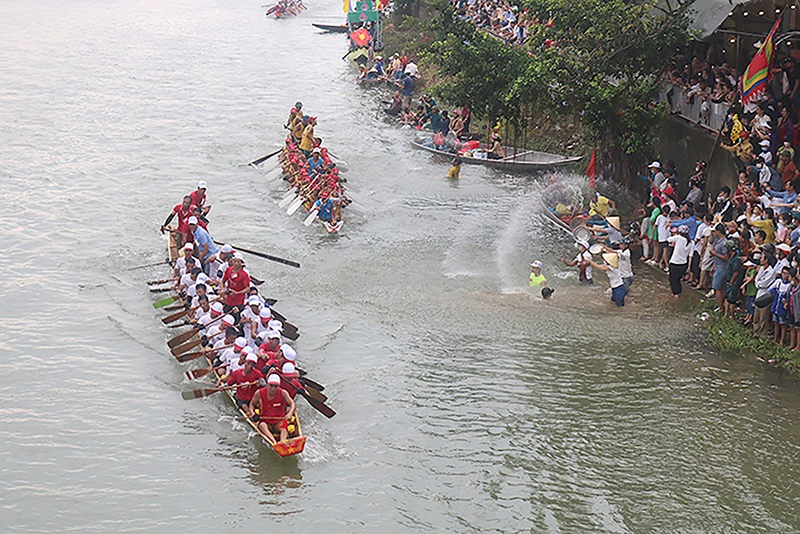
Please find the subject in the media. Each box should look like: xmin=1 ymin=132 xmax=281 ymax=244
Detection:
xmin=587 ymin=253 xmax=627 ymax=306
xmin=655 ymin=205 xmax=672 ymax=270
xmin=609 ymin=239 xmax=634 ymax=290
xmin=667 ymin=225 xmax=693 ymax=297
xmin=173 ymin=243 xmax=195 ymax=279
xmin=561 ymin=240 xmax=593 ymax=285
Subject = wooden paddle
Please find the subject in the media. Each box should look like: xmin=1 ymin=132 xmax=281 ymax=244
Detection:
xmin=167 ymin=314 xmax=223 ymax=348
xmin=277 ymin=374 xmax=335 ymax=418
xmin=298 ymin=375 xmax=324 ymax=392
xmin=265 ymin=166 xmax=284 ymax=182
xmin=303 ymin=210 xmax=319 ymax=226
xmin=149 ymin=286 xmax=174 ymax=293
xmin=147 ymin=278 xmax=177 ymax=285
xmin=170 ymin=330 xmax=224 ymax=356
xmin=249 ymin=148 xmax=282 ymax=167
xmin=162 ymin=304 xmax=184 ymax=312
xmin=212 ymin=240 xmax=300 ymax=269
xmin=185 ymin=364 xmax=227 ymax=380
xmin=175 ymin=343 xmax=233 ymax=363
xmin=182 ymin=381 xmax=258 ymax=400
xmin=122 ymin=260 xmax=170 ymax=272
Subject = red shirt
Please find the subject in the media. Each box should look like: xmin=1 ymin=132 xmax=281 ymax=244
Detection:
xmin=227 ymin=368 xmax=263 ymax=401
xmin=190 ymin=189 xmax=206 ymax=209
xmin=173 ymin=203 xmax=195 ymax=233
xmin=282 ymin=376 xmax=303 ymax=399
xmin=256 ymin=387 xmax=287 ymax=422
xmin=222 ymin=266 xmax=251 ymax=306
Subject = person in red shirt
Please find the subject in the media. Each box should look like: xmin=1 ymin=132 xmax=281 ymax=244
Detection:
xmin=250 ymin=374 xmax=296 ymax=445
xmin=280 ymin=363 xmax=303 ymax=399
xmin=221 ymin=252 xmax=251 ymax=310
xmin=226 ymin=354 xmax=264 ymax=416
xmin=190 ymin=180 xmax=211 ymax=216
xmin=161 ymin=195 xmax=195 ymax=247
xmin=257 ymin=331 xmax=281 ymax=369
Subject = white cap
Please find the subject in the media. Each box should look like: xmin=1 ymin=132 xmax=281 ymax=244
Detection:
xmin=210 ymin=302 xmax=224 ymax=315
xmin=702 ymin=226 xmax=712 ymax=237
xmin=267 ymin=330 xmax=281 ymax=340
xmin=233 ymin=252 xmax=244 ymax=260
xmin=267 ymin=374 xmax=281 ymax=385
xmin=760 ymin=139 xmax=771 ymax=147
xmin=188 ymin=216 xmax=199 ymax=225
xmin=221 ymin=314 xmax=235 ymax=326
xmin=260 ymin=308 xmax=272 ymax=319
xmin=268 ymin=319 xmax=283 ymax=332
xmin=245 ymin=353 xmax=258 ymax=363
xmin=234 ymin=337 xmax=247 ymax=349
xmin=312 ymin=147 xmax=321 ymax=154
xmin=183 ymin=242 xmax=194 ymax=250
xmin=220 ymin=244 xmax=234 ymax=253
xmin=531 ymin=260 xmax=542 ymax=268
xmin=197 ymin=180 xmax=207 ymax=189
xmin=281 ymin=345 xmax=296 ymax=362
xmin=248 ymin=296 xmax=261 ymax=306
xmin=282 ymin=362 xmax=296 ymax=376
xmin=242 ymin=346 xmax=254 ymax=356
xmin=649 ymin=161 xmax=661 ymax=168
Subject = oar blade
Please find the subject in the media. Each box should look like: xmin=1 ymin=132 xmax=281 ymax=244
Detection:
xmin=182 ymin=388 xmax=219 ymax=400
xmin=302 ymin=393 xmax=335 ymax=418
xmin=287 ymin=196 xmax=305 ymax=215
xmin=303 ymin=210 xmax=319 ymax=226
xmin=171 ymin=338 xmax=203 ymax=356
xmin=302 ymin=385 xmax=327 ymax=403
xmin=175 ymin=350 xmax=205 ymax=363
xmin=167 ymin=329 xmax=197 ymax=348
xmin=265 ymin=167 xmax=283 ymax=182
xmin=186 ymin=367 xmax=212 ymax=380
xmin=299 ymin=376 xmax=324 ymax=392
xmin=153 ymin=296 xmax=177 ymax=309
xmin=279 ymin=192 xmax=298 ymax=208
xmin=162 ymin=309 xmax=189 ymax=324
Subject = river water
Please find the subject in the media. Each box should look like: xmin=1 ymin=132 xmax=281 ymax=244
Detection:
xmin=3 ymin=0 xmax=800 ymax=532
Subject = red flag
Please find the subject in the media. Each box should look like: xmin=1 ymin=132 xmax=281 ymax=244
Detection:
xmin=585 ymin=148 xmax=597 ymax=190
xmin=349 ymin=28 xmax=372 ymax=48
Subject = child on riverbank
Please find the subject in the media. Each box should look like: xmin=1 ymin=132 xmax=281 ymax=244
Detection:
xmin=770 ymin=266 xmax=793 ymax=345
xmin=741 ymin=259 xmax=759 ymax=326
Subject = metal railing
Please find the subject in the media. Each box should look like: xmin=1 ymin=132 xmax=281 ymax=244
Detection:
xmin=657 ymin=82 xmax=730 ymax=132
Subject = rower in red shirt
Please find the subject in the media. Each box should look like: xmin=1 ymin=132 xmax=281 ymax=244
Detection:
xmin=161 ymin=195 xmax=195 ymax=247
xmin=190 ymin=180 xmax=211 ymax=216
xmin=258 ymin=330 xmax=281 ymax=367
xmin=221 ymin=252 xmax=251 ymax=310
xmin=250 ymin=373 xmax=296 ymax=445
xmin=280 ymin=362 xmax=304 ymax=399
xmin=225 ymin=354 xmax=264 ymax=417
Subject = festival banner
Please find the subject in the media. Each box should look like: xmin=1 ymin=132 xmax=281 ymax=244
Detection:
xmin=740 ymin=17 xmax=781 ymax=105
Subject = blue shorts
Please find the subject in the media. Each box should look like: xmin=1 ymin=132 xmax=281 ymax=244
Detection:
xmin=746 ymin=295 xmax=756 ymax=316
xmin=773 ymin=313 xmax=788 ymax=325
xmin=712 ymin=265 xmax=728 ymax=290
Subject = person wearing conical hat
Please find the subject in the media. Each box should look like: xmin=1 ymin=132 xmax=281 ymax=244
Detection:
xmin=561 ymin=241 xmax=593 ymax=285
xmin=587 ymin=252 xmax=627 ymax=306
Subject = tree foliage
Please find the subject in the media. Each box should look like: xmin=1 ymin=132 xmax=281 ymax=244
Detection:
xmin=421 ymin=0 xmax=694 ymax=179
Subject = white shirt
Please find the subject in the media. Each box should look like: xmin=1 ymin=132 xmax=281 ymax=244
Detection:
xmin=405 ymin=62 xmax=418 ymax=77
xmin=576 ymin=251 xmax=592 ymax=280
xmin=693 ymin=222 xmax=708 ymax=254
xmin=668 ymin=234 xmax=692 ymax=265
xmin=755 ymin=264 xmax=776 ymax=296
xmin=220 ymin=348 xmax=244 ymax=372
xmin=656 ymin=214 xmax=670 ymax=241
xmin=606 ymin=266 xmax=623 ymax=288
xmin=617 ymin=249 xmax=633 ymax=278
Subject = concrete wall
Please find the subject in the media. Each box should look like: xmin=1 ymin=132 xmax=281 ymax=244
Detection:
xmin=655 ymin=115 xmax=740 ymax=199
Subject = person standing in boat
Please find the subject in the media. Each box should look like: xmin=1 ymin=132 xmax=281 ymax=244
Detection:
xmin=250 ymin=373 xmax=296 ymax=445
xmin=299 ymin=116 xmax=316 ymax=157
xmin=221 ymin=252 xmax=251 ymax=312
xmin=487 ymin=133 xmax=504 ymax=160
xmin=161 ymin=195 xmax=195 ymax=247
xmin=188 ymin=216 xmax=218 ymax=276
xmin=190 ymin=180 xmax=210 ymax=216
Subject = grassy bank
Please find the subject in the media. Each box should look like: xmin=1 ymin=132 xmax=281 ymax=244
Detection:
xmin=695 ymin=294 xmax=800 ymax=376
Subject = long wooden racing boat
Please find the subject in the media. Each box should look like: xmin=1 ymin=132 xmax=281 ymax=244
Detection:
xmin=312 ymin=23 xmax=348 ymax=32
xmin=412 ymin=137 xmax=583 ymax=174
xmin=165 ymin=231 xmax=306 ymax=457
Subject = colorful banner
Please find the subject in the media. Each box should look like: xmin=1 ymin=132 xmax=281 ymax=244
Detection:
xmin=740 ymin=17 xmax=781 ymax=105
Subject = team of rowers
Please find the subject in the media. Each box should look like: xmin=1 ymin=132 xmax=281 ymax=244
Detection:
xmin=280 ymin=102 xmax=351 ymax=228
xmin=265 ymin=0 xmax=305 ymax=18
xmin=160 ymin=184 xmax=311 ymax=445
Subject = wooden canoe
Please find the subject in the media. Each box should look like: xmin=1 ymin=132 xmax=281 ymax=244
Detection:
xmin=165 ymin=231 xmax=305 ymax=456
xmin=312 ymin=23 xmax=348 ymax=33
xmin=411 ymin=138 xmax=583 ymax=174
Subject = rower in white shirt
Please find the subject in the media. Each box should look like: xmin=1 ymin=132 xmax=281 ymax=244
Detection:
xmin=173 ymin=242 xmax=195 ymax=279
xmin=190 ymin=283 xmax=217 ymax=308
xmin=217 ymin=337 xmax=247 ymax=374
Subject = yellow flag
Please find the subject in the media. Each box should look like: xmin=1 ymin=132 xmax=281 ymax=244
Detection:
xmin=343 ymin=0 xmax=350 ymax=12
